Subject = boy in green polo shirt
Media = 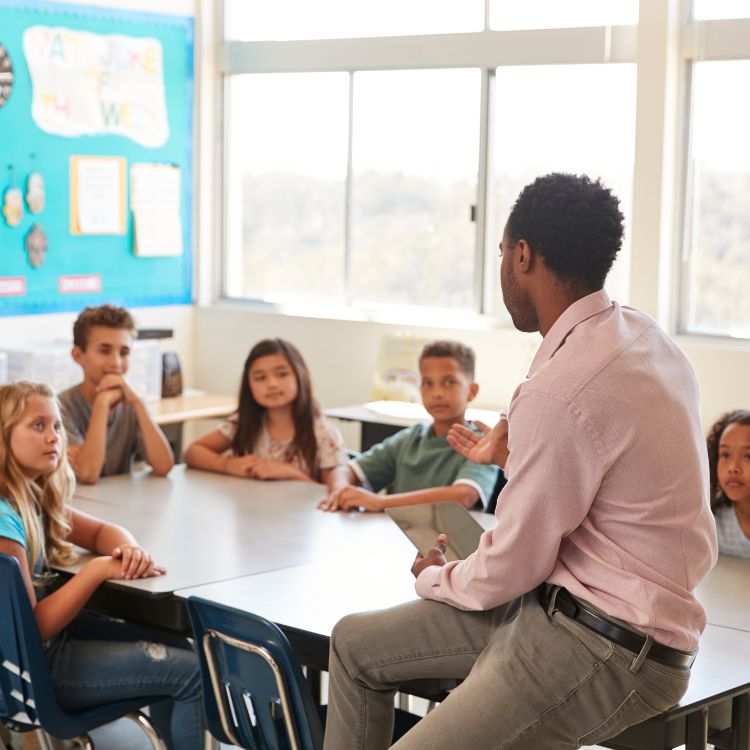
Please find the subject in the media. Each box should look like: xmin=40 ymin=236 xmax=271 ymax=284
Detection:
xmin=318 ymin=341 xmax=498 ymax=513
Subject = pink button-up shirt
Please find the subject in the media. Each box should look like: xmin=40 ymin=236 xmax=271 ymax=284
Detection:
xmin=416 ymin=291 xmax=718 ymax=651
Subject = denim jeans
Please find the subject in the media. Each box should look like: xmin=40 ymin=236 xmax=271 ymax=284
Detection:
xmin=46 ymin=614 xmax=203 ymax=750
xmin=324 ymin=588 xmax=691 ymax=750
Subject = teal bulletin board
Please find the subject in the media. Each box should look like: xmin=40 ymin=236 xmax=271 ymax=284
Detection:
xmin=0 ymin=0 xmax=193 ymax=315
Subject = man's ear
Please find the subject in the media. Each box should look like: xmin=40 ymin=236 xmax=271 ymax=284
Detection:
xmin=516 ymin=239 xmax=534 ymax=273
xmin=71 ymin=345 xmax=84 ymax=365
xmin=467 ymin=382 xmax=479 ymax=403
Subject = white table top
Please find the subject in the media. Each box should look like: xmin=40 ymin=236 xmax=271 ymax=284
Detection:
xmin=325 ymin=401 xmax=503 ymax=429
xmin=68 ymin=465 xmax=422 ymax=595
xmin=696 ymin=554 xmax=750 ymax=633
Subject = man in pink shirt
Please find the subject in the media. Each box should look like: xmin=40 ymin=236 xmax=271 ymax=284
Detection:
xmin=323 ymin=173 xmax=718 ymax=750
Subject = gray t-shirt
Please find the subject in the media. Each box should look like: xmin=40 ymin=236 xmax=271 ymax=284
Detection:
xmin=58 ymin=385 xmax=144 ymax=477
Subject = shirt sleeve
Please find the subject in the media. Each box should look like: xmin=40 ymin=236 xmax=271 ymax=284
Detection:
xmin=0 ymin=501 xmax=26 ymax=548
xmin=351 ymin=427 xmax=411 ymax=493
xmin=218 ymin=413 xmax=239 ymax=441
xmin=415 ymin=390 xmax=604 ymax=610
xmin=315 ymin=417 xmax=348 ymax=470
xmin=453 ymin=458 xmax=499 ymax=510
xmin=59 ymin=393 xmax=84 ymax=446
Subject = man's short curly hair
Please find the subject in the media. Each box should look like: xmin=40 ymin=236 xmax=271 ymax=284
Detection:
xmin=419 ymin=340 xmax=475 ymax=379
xmin=706 ymin=409 xmax=750 ymax=511
xmin=73 ymin=304 xmax=136 ymax=350
xmin=506 ymin=173 xmax=624 ymax=290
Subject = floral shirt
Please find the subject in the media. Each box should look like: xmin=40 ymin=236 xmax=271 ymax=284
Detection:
xmin=218 ymin=414 xmax=347 ymax=479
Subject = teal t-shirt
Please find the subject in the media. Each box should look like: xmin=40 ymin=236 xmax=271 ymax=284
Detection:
xmin=352 ymin=422 xmax=499 ymax=509
xmin=0 ymin=498 xmax=26 ymax=548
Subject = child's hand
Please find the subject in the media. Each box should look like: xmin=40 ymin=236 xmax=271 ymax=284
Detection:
xmin=112 ymin=543 xmax=166 ymax=579
xmin=317 ymin=486 xmax=349 ymax=512
xmin=93 ymin=383 xmax=124 ymax=409
xmin=247 ymin=457 xmax=301 ymax=481
xmin=322 ymin=486 xmax=383 ymax=512
xmin=97 ymin=373 xmax=138 ymax=405
xmin=224 ymin=455 xmax=259 ymax=478
xmin=86 ymin=554 xmax=165 ymax=582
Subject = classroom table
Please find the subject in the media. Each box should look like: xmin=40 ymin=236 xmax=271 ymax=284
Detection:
xmin=62 ymin=470 xmax=750 ymax=750
xmin=696 ymin=554 xmax=750 ymax=632
xmin=66 ymin=465 xmax=431 ymax=630
xmin=148 ymin=388 xmax=236 ymax=457
xmin=149 ymin=388 xmax=237 ymax=426
xmin=325 ymin=400 xmax=502 ymax=451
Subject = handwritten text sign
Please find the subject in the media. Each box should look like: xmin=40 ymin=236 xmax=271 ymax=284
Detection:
xmin=23 ymin=26 xmax=168 ymax=147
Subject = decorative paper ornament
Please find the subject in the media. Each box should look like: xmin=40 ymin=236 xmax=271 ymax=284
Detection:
xmin=0 ymin=43 xmax=13 ymax=109
xmin=26 ymin=155 xmax=45 ymax=214
xmin=25 ymin=222 xmax=48 ymax=268
xmin=2 ymin=165 xmax=23 ymax=227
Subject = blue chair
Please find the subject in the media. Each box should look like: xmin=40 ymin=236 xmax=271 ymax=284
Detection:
xmin=0 ymin=554 xmax=167 ymax=750
xmin=187 ymin=595 xmax=324 ymax=750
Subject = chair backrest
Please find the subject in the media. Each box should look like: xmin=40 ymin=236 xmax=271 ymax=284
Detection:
xmin=0 ymin=554 xmax=56 ymax=733
xmin=187 ymin=596 xmax=323 ymax=750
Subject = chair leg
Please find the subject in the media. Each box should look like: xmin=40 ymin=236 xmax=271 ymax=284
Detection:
xmin=204 ymin=730 xmax=220 ymax=750
xmin=33 ymin=730 xmax=55 ymax=750
xmin=123 ymin=712 xmax=167 ymax=750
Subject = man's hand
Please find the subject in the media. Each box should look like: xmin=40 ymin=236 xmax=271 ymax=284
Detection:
xmin=447 ymin=415 xmax=509 ymax=468
xmin=411 ymin=534 xmax=448 ymax=578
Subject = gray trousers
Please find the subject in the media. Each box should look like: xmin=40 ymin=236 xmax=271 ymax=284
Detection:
xmin=323 ymin=588 xmax=691 ymax=750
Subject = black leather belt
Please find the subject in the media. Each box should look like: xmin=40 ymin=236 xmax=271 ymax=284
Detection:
xmin=544 ymin=587 xmax=696 ymax=669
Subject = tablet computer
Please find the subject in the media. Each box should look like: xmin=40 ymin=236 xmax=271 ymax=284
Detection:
xmin=385 ymin=502 xmax=485 ymax=562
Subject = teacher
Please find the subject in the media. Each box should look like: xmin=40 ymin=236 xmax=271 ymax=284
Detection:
xmin=323 ymin=173 xmax=718 ymax=750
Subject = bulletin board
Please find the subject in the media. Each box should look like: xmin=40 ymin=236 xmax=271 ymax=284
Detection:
xmin=0 ymin=0 xmax=193 ymax=315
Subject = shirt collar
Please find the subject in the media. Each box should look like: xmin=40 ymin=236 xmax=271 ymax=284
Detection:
xmin=527 ymin=289 xmax=613 ymax=377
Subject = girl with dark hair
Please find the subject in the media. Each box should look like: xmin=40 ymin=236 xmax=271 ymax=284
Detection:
xmin=184 ymin=339 xmax=347 ymax=488
xmin=706 ymin=409 xmax=750 ymax=558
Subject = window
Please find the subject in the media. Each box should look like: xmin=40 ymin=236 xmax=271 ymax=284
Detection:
xmin=681 ymin=60 xmax=750 ymax=337
xmin=492 ymin=64 xmax=637 ymax=309
xmin=489 ymin=0 xmax=637 ymax=30
xmin=224 ymin=73 xmax=349 ymax=302
xmin=350 ymin=69 xmax=480 ymax=309
xmin=692 ymin=0 xmax=750 ymax=21
xmin=220 ymin=2 xmax=639 ymax=318
xmin=224 ymin=0 xmax=484 ymax=41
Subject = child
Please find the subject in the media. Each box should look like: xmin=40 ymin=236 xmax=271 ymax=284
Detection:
xmin=707 ymin=409 xmax=750 ymax=558
xmin=318 ymin=340 xmax=499 ymax=512
xmin=0 ymin=381 xmax=203 ymax=749
xmin=184 ymin=338 xmax=348 ymax=490
xmin=59 ymin=304 xmax=174 ymax=484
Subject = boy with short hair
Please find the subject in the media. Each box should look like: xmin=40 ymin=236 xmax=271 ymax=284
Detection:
xmin=318 ymin=340 xmax=498 ymax=513
xmin=59 ymin=304 xmax=174 ymax=484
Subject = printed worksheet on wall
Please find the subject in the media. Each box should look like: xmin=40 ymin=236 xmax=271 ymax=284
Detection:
xmin=131 ymin=162 xmax=183 ymax=257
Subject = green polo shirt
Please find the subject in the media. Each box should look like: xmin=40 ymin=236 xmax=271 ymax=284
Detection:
xmin=352 ymin=422 xmax=499 ymax=509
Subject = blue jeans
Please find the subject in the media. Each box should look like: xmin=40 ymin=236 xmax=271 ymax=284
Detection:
xmin=47 ymin=614 xmax=203 ymax=750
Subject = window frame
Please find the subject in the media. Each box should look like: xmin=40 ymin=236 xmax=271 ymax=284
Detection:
xmin=676 ymin=16 xmax=750 ymax=340
xmin=217 ymin=3 xmax=639 ymax=322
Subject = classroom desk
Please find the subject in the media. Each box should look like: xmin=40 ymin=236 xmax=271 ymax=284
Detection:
xmin=149 ymin=389 xmax=236 ymax=457
xmin=325 ymin=400 xmax=502 ymax=451
xmin=696 ymin=554 xmax=750 ymax=632
xmin=66 ymin=465 xmax=424 ymax=630
xmin=149 ymin=388 xmax=236 ymax=426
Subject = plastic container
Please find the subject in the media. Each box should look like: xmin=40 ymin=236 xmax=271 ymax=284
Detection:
xmin=0 ymin=339 xmax=162 ymax=402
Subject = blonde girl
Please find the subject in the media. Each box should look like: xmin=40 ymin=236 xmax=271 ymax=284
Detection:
xmin=184 ymin=338 xmax=348 ymax=490
xmin=0 ymin=382 xmax=202 ymax=749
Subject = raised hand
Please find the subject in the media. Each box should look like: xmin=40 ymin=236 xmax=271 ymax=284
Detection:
xmin=447 ymin=415 xmax=509 ymax=468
